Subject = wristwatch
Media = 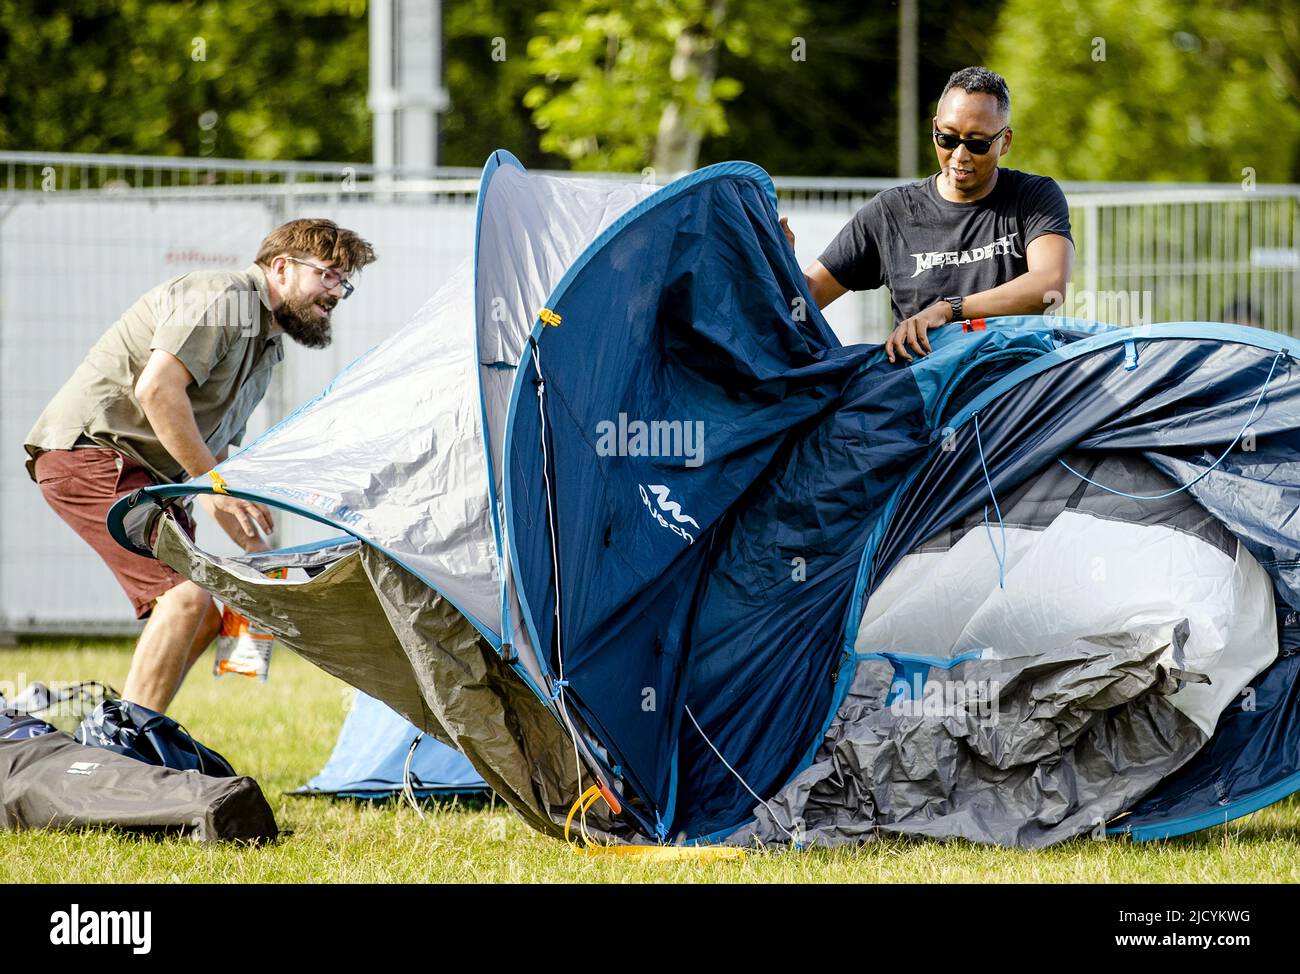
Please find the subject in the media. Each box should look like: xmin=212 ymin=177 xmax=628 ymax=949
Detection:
xmin=943 ymin=295 xmax=963 ymax=323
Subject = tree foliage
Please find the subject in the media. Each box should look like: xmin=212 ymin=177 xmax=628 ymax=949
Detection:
xmin=702 ymin=0 xmax=1003 ymax=176
xmin=522 ymin=0 xmax=775 ymax=173
xmin=0 ymin=0 xmax=371 ymax=160
xmin=1 ymin=0 xmax=1294 ymax=181
xmin=989 ymin=0 xmax=1300 ymax=182
xmin=516 ymin=0 xmax=1006 ymax=176
xmin=441 ymin=1 xmax=565 ymax=169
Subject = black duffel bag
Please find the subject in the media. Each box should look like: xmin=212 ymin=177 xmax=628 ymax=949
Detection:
xmin=76 ymin=699 xmax=237 ymax=777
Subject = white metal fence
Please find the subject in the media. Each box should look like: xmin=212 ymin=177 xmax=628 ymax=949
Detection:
xmin=1 ymin=153 xmax=1297 ymax=636
xmin=0 ymin=185 xmax=480 ymax=636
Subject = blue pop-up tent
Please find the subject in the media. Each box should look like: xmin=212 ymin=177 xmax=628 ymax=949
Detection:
xmin=110 ymin=151 xmax=1300 ymax=847
xmin=296 ymin=691 xmax=487 ymax=800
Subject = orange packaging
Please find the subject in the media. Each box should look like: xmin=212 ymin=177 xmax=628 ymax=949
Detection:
xmin=213 ymin=567 xmax=287 ymax=681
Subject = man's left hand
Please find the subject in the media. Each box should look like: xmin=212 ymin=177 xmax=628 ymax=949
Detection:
xmin=885 ymin=301 xmax=953 ymax=364
xmin=779 ymin=216 xmax=795 ymax=249
xmin=199 ymin=493 xmax=273 ymax=553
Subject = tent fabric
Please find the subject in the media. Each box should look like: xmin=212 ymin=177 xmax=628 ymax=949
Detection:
xmin=504 ymin=168 xmax=891 ymax=836
xmin=856 ymin=453 xmax=1275 ymax=736
xmin=475 ymin=155 xmax=661 ymax=693
xmin=735 ymin=629 xmax=1206 ymax=848
xmin=1118 ymin=615 xmax=1300 ymax=839
xmin=108 ymin=152 xmax=1300 ymax=848
xmin=732 ymin=453 xmax=1275 ymax=847
xmin=151 ymin=520 xmax=606 ymax=836
xmin=154 ymin=520 xmax=443 ymax=730
xmin=359 ymin=547 xmax=619 ymax=837
xmin=298 ymin=691 xmax=487 ymax=798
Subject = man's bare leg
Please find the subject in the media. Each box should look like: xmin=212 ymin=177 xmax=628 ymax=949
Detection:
xmin=122 ymin=580 xmax=216 ymax=712
xmin=179 ymin=597 xmax=223 ymax=683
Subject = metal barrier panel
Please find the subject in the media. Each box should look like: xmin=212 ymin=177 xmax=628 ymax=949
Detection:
xmin=0 ymin=197 xmax=275 ymax=634
xmin=1068 ymin=191 xmax=1299 ymax=329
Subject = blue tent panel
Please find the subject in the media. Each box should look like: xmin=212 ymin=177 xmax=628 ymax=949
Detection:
xmin=298 ymin=691 xmax=488 ymax=798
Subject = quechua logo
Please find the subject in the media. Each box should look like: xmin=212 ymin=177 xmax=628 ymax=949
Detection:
xmin=639 ymin=484 xmax=699 ymax=544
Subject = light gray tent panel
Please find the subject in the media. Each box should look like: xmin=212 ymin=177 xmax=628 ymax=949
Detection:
xmin=154 ymin=518 xmax=618 ymax=837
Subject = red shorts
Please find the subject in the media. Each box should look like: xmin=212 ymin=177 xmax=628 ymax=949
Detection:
xmin=34 ymin=447 xmax=196 ymax=620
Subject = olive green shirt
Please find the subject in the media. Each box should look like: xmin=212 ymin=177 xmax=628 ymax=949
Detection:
xmin=25 ymin=264 xmax=283 ymax=484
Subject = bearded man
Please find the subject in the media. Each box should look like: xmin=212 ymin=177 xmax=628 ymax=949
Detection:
xmin=25 ymin=218 xmax=376 ymax=713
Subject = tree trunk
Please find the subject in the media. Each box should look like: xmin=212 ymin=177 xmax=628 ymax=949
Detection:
xmin=653 ymin=0 xmax=726 ymax=177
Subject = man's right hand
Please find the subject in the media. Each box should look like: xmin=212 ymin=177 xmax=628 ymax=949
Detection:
xmin=199 ymin=493 xmax=274 ymax=552
xmin=884 ymin=301 xmax=953 ymax=364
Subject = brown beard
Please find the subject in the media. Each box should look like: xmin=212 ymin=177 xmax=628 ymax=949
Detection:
xmin=274 ymin=293 xmax=334 ymax=349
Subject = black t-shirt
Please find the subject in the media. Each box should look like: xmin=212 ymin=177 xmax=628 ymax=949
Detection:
xmin=818 ymin=168 xmax=1073 ymax=322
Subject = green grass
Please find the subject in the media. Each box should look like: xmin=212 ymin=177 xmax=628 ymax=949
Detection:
xmin=3 ymin=640 xmax=1299 ymax=883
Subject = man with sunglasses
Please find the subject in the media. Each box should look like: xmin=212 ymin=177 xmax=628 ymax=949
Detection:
xmin=24 ymin=218 xmax=376 ymax=714
xmin=784 ymin=66 xmax=1074 ymax=363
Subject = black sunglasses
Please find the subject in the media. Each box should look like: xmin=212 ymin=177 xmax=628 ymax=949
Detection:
xmin=933 ymin=126 xmax=1008 ymax=155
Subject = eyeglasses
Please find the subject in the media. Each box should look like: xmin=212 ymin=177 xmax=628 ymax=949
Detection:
xmin=283 ymin=255 xmax=354 ymax=299
xmin=932 ymin=126 xmax=1008 ymax=155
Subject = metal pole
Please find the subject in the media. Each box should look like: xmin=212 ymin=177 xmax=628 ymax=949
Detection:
xmin=897 ymin=0 xmax=918 ymax=180
xmin=396 ymin=0 xmax=443 ymax=174
xmin=0 ymin=203 xmax=10 ymax=646
xmin=370 ymin=0 xmax=395 ymax=177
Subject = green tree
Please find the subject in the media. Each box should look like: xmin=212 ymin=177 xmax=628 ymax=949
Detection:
xmin=523 ymin=0 xmax=806 ymax=174
xmin=441 ymin=0 xmax=565 ymax=169
xmin=0 ymin=0 xmax=1114 ymax=181
xmin=458 ymin=0 xmax=1004 ymax=176
xmin=988 ymin=0 xmax=1300 ymax=182
xmin=0 ymin=0 xmax=371 ymax=161
xmin=703 ymin=0 xmax=1004 ymax=176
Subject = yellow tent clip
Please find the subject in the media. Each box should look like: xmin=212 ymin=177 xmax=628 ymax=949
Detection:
xmin=564 ymin=784 xmax=746 ymax=862
xmin=538 ymin=308 xmax=562 ymax=327
xmin=208 ymin=470 xmax=230 ymax=495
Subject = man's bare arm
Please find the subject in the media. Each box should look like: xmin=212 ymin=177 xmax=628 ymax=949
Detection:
xmin=134 ymin=349 xmax=222 ymax=479
xmin=961 ymin=234 xmax=1075 ymax=319
xmin=885 ymin=234 xmax=1076 ymax=363
xmin=134 ymin=348 xmax=272 ymax=546
xmin=804 ymin=260 xmax=849 ymax=310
